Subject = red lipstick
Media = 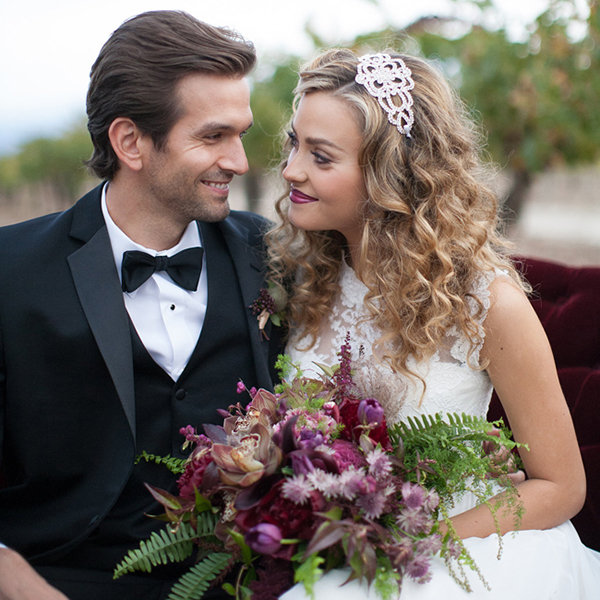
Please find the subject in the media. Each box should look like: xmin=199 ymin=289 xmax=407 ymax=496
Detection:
xmin=290 ymin=189 xmax=318 ymax=204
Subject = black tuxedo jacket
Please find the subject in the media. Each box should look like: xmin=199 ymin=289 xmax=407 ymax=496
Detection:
xmin=0 ymin=184 xmax=280 ymax=561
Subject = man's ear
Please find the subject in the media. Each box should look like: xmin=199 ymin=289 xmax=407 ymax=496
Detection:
xmin=108 ymin=117 xmax=146 ymax=172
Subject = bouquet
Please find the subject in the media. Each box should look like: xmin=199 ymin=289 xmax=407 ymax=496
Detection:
xmin=114 ymin=335 xmax=524 ymax=599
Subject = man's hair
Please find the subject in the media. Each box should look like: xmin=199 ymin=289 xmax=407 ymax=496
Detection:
xmin=86 ymin=10 xmax=256 ymax=180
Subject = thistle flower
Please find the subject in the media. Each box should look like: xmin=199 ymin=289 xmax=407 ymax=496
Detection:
xmin=366 ymin=447 xmax=393 ymax=480
xmin=396 ymin=507 xmax=434 ymax=536
xmin=406 ymin=555 xmax=432 ymax=583
xmin=282 ymin=474 xmax=314 ymax=504
xmin=401 ymin=481 xmax=427 ymax=510
xmin=356 ymin=489 xmax=388 ymax=520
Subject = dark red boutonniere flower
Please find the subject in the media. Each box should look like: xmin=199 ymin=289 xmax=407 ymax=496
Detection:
xmin=250 ymin=283 xmax=286 ymax=340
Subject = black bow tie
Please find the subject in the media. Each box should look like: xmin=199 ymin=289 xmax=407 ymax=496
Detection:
xmin=121 ymin=247 xmax=204 ymax=293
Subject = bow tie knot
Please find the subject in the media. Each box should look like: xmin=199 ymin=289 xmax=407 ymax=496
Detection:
xmin=121 ymin=247 xmax=204 ymax=293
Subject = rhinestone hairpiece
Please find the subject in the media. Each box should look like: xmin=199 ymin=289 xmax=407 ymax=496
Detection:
xmin=355 ymin=53 xmax=415 ymax=137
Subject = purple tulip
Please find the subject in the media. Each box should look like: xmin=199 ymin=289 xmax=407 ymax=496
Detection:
xmin=357 ymin=398 xmax=384 ymax=426
xmin=290 ymin=451 xmax=316 ymax=475
xmin=245 ymin=523 xmax=283 ymax=555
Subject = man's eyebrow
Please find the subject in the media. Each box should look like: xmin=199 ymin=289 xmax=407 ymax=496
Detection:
xmin=195 ymin=121 xmax=254 ymax=136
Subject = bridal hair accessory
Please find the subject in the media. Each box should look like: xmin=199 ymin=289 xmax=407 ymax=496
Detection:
xmin=355 ymin=52 xmax=415 ymax=137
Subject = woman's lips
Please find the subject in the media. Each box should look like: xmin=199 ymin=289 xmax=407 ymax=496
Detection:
xmin=289 ymin=189 xmax=318 ymax=204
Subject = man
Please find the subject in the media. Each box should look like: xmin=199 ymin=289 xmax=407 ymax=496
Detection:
xmin=0 ymin=11 xmax=279 ymax=599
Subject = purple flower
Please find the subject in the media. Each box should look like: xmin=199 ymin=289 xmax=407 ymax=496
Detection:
xmin=366 ymin=447 xmax=393 ymax=480
xmin=331 ymin=439 xmax=366 ymax=471
xmin=416 ymin=534 xmax=442 ymax=556
xmin=406 ymin=555 xmax=432 ymax=583
xmin=357 ymin=398 xmax=384 ymax=426
xmin=396 ymin=507 xmax=434 ymax=536
xmin=290 ymin=452 xmax=316 ymax=476
xmin=298 ymin=428 xmax=325 ymax=450
xmin=401 ymin=481 xmax=427 ymax=510
xmin=356 ymin=490 xmax=388 ymax=519
xmin=236 ymin=381 xmax=246 ymax=394
xmin=245 ymin=523 xmax=283 ymax=555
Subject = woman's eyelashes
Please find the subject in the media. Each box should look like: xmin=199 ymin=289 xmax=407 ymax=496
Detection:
xmin=287 ymin=131 xmax=332 ymax=166
xmin=311 ymin=151 xmax=331 ymax=165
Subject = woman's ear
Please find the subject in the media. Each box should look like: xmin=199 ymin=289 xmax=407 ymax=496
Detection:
xmin=108 ymin=117 xmax=145 ymax=172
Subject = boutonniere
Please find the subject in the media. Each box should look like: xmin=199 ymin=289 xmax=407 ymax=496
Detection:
xmin=250 ymin=282 xmax=286 ymax=340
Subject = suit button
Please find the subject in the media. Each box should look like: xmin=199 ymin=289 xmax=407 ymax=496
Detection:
xmin=175 ymin=389 xmax=186 ymax=400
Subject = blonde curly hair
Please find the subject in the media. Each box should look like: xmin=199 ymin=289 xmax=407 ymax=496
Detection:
xmin=266 ymin=47 xmax=526 ymax=377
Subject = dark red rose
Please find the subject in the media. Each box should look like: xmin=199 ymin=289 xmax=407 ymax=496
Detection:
xmin=234 ymin=480 xmax=325 ymax=559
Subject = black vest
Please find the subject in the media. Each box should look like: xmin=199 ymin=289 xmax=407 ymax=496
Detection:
xmin=48 ymin=222 xmax=258 ymax=574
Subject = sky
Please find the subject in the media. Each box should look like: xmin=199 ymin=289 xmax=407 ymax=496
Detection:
xmin=0 ymin=0 xmax=554 ymax=156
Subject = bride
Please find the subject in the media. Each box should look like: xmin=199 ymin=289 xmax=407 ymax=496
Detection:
xmin=265 ymin=48 xmax=600 ymax=598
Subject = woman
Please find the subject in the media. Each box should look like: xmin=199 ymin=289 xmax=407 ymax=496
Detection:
xmin=267 ymin=48 xmax=600 ymax=598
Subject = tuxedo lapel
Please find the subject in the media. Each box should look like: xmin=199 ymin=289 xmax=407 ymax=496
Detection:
xmin=212 ymin=218 xmax=272 ymax=388
xmin=67 ymin=187 xmax=136 ymax=439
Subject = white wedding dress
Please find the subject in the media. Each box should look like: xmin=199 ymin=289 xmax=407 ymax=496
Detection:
xmin=280 ymin=262 xmax=600 ymax=599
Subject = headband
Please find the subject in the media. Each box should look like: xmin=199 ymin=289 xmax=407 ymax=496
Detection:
xmin=355 ymin=53 xmax=415 ymax=137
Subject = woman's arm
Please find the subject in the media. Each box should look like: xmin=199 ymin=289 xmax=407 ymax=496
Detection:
xmin=448 ymin=277 xmax=586 ymax=539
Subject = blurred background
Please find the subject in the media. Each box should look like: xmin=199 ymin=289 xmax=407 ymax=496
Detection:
xmin=1 ymin=0 xmax=598 ymax=265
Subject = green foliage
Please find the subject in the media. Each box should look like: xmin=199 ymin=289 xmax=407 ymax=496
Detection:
xmin=245 ymin=58 xmax=300 ymax=172
xmin=293 ymin=551 xmax=325 ymax=600
xmin=113 ymin=522 xmax=199 ymax=578
xmin=0 ymin=120 xmax=94 ymax=198
xmin=136 ymin=450 xmax=187 ymax=475
xmin=373 ymin=557 xmax=401 ymax=600
xmin=390 ymin=412 xmax=523 ymax=500
xmin=114 ymin=512 xmax=222 ymax=579
xmin=167 ymin=553 xmax=232 ymax=600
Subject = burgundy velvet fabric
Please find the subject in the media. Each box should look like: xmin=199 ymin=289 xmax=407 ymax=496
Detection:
xmin=488 ymin=256 xmax=600 ymax=550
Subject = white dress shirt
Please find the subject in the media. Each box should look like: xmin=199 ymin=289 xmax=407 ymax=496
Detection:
xmin=101 ymin=185 xmax=207 ymax=380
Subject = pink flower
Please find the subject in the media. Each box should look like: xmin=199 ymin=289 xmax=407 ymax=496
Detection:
xmin=331 ymin=439 xmax=366 ymax=471
xmin=401 ymin=482 xmax=427 ymax=510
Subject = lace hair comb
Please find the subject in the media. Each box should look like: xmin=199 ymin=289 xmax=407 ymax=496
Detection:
xmin=355 ymin=53 xmax=415 ymax=137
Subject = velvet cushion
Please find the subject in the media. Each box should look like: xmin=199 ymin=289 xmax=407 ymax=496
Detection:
xmin=488 ymin=257 xmax=600 ymax=550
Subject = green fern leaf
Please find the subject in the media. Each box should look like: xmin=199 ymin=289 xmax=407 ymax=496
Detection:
xmin=113 ymin=522 xmax=198 ymax=579
xmin=136 ymin=450 xmax=187 ymax=474
xmin=167 ymin=553 xmax=232 ymax=600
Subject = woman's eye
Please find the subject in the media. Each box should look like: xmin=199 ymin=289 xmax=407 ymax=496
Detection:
xmin=287 ymin=131 xmax=298 ymax=147
xmin=312 ymin=151 xmax=331 ymax=165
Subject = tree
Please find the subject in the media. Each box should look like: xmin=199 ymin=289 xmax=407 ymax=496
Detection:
xmin=0 ymin=120 xmax=94 ymax=204
xmin=352 ymin=0 xmax=599 ymax=219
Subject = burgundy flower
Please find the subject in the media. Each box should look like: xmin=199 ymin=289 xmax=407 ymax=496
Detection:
xmin=177 ymin=448 xmax=214 ymax=499
xmin=331 ymin=439 xmax=367 ymax=471
xmin=245 ymin=523 xmax=283 ymax=555
xmin=338 ymin=396 xmax=391 ymax=450
xmin=235 ymin=480 xmax=325 ymax=559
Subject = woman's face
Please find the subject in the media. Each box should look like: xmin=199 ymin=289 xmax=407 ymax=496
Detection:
xmin=282 ymin=91 xmax=367 ymax=249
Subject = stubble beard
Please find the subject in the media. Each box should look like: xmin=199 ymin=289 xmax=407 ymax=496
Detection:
xmin=150 ymin=172 xmax=232 ymax=227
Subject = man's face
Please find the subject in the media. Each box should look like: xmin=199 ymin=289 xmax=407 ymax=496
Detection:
xmin=142 ymin=73 xmax=253 ymax=225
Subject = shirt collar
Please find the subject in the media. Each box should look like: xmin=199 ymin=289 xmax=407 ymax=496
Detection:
xmin=101 ymin=183 xmax=203 ymax=280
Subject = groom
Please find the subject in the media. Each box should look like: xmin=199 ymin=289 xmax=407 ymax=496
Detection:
xmin=0 ymin=11 xmax=279 ymax=600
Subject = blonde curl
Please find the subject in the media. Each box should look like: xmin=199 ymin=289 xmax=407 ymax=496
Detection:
xmin=266 ymin=48 xmax=526 ymax=377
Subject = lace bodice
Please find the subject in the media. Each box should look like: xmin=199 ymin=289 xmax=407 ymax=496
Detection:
xmin=286 ymin=263 xmax=498 ymax=423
